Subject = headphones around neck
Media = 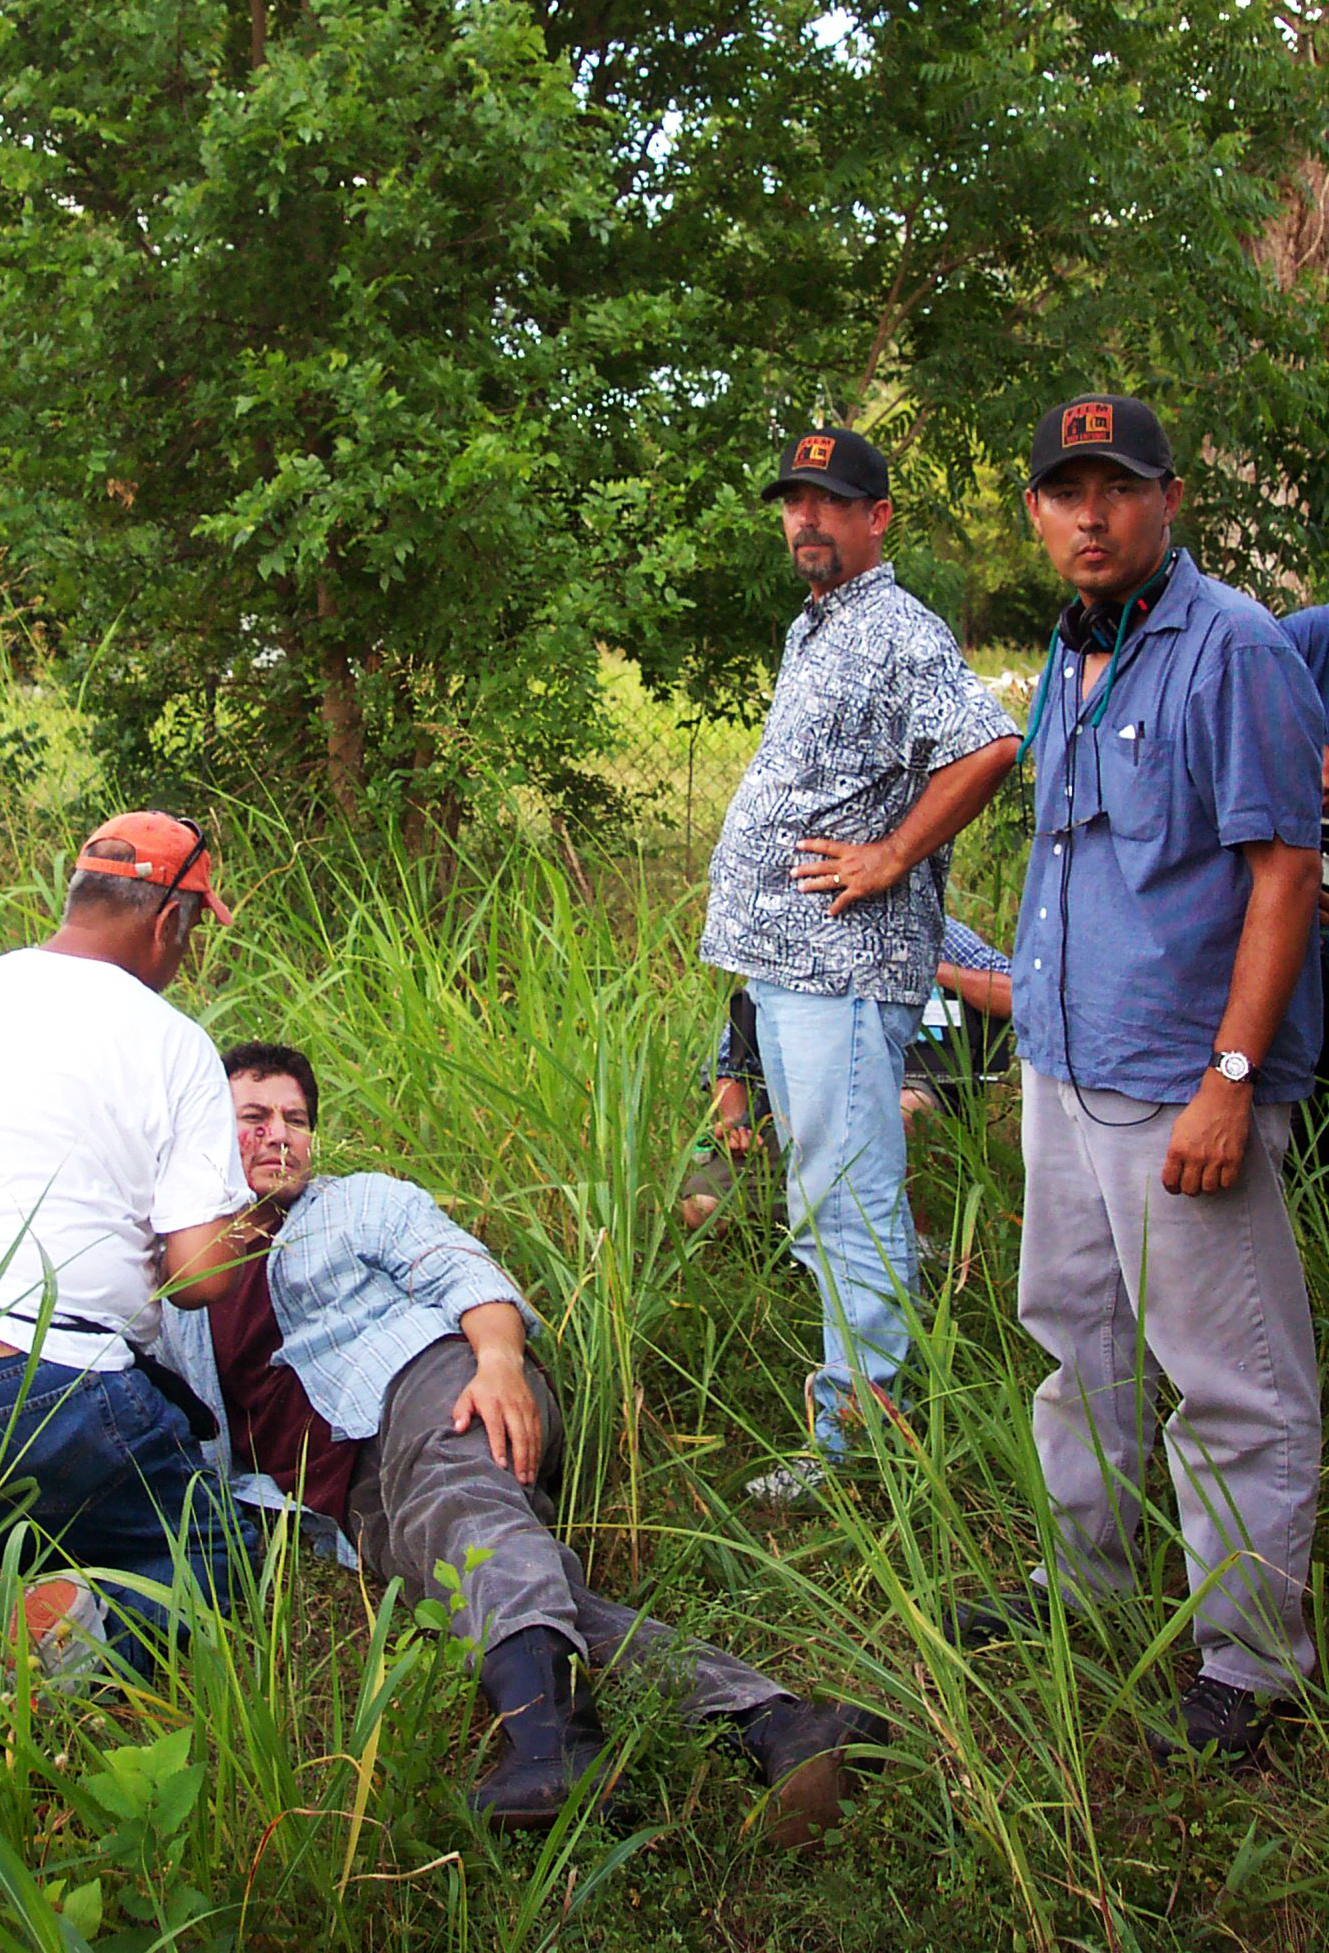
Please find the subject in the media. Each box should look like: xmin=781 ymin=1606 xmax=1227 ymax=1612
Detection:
xmin=1017 ymin=549 xmax=1178 ymax=761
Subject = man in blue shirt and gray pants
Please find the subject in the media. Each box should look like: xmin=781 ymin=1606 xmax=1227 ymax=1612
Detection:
xmin=956 ymin=395 xmax=1324 ymax=1763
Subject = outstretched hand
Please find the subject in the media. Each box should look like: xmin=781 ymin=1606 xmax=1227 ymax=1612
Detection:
xmin=791 ymin=835 xmax=906 ymax=917
xmin=452 ymin=1352 xmax=542 ymax=1485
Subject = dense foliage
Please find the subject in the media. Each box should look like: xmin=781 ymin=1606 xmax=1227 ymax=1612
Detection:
xmin=0 ymin=1 xmax=1327 ymax=827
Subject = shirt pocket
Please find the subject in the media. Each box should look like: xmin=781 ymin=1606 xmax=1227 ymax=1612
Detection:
xmin=1098 ymin=731 xmax=1173 ymax=842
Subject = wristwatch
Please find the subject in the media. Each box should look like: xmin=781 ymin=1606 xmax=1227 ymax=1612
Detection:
xmin=1210 ymin=1049 xmax=1256 ymax=1084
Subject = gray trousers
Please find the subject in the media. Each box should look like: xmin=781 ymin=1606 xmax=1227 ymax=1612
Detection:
xmin=345 ymin=1338 xmax=784 ymax=1720
xmin=1019 ymin=1066 xmax=1321 ymax=1694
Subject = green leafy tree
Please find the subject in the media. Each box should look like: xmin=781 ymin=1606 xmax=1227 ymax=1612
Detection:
xmin=0 ymin=0 xmax=646 ymax=830
xmin=540 ymin=0 xmax=1329 ymax=702
xmin=0 ymin=1 xmax=1326 ymax=832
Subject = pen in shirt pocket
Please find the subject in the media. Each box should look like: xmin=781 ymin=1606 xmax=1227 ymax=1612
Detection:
xmin=1118 ymin=721 xmax=1146 ymax=766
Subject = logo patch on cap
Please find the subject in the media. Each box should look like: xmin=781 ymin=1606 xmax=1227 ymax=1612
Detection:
xmin=1062 ymin=401 xmax=1113 ymax=448
xmin=793 ymin=434 xmax=835 ymax=471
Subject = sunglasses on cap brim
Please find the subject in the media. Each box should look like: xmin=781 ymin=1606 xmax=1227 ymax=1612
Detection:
xmin=155 ymin=816 xmax=205 ymax=916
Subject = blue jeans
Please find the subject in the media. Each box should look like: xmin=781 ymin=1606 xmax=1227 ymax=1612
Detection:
xmin=0 ymin=1353 xmax=259 ymax=1676
xmin=747 ymin=981 xmax=923 ymax=1455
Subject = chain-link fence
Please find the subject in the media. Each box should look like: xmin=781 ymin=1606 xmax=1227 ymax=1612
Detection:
xmin=582 ymin=653 xmax=1036 ymax=883
xmin=582 ymin=655 xmax=759 ymax=880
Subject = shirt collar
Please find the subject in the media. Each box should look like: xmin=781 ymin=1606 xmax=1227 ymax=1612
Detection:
xmin=1056 ymin=549 xmax=1200 ymax=714
xmin=1058 ymin=547 xmax=1197 ymax=662
xmin=801 ymin=561 xmax=896 ymax=629
xmin=1131 ymin=545 xmax=1197 ymax=640
xmin=273 ymin=1173 xmax=331 ymax=1240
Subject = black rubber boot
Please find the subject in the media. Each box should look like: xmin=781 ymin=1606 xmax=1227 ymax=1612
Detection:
xmin=729 ymin=1695 xmax=891 ymax=1847
xmin=947 ymin=1588 xmax=1054 ymax=1651
xmin=469 ymin=1626 xmax=617 ymax=1830
xmin=1147 ymin=1676 xmax=1287 ymax=1768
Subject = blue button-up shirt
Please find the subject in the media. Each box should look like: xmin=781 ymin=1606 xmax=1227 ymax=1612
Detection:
xmin=1282 ymin=605 xmax=1329 ymax=717
xmin=701 ymin=564 xmax=1018 ymax=1004
xmin=1013 ymin=551 xmax=1323 ymax=1103
xmin=169 ymin=1172 xmax=534 ymax=1441
xmin=263 ymin=1172 xmax=535 ymax=1438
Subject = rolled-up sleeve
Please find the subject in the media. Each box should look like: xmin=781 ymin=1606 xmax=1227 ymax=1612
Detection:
xmin=365 ymin=1181 xmax=537 ymax=1334
xmin=1185 ymin=641 xmax=1324 ymax=851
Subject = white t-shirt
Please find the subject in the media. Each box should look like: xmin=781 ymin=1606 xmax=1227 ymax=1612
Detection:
xmin=0 ymin=947 xmax=250 ymax=1371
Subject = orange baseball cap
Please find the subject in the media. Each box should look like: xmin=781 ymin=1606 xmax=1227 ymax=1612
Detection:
xmin=75 ymin=811 xmax=234 ymax=925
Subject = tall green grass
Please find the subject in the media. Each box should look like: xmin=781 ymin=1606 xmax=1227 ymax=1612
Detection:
xmin=0 ymin=802 xmax=1326 ymax=1950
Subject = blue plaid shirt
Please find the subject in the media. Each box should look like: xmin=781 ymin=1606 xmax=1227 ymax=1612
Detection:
xmin=157 ymin=1170 xmax=535 ymax=1559
xmin=702 ymin=565 xmax=1018 ymax=1003
xmin=264 ymin=1173 xmax=535 ymax=1438
xmin=937 ymin=916 xmax=1011 ymax=979
xmin=185 ymin=1173 xmax=533 ymax=1438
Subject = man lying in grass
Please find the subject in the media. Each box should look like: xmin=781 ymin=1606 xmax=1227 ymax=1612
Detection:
xmin=156 ymin=1041 xmax=887 ymax=1840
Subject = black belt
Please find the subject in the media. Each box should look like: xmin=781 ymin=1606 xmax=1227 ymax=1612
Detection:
xmin=7 ymin=1312 xmax=219 ymax=1443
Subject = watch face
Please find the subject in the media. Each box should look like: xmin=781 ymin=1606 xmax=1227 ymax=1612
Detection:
xmin=1217 ymin=1052 xmax=1250 ymax=1082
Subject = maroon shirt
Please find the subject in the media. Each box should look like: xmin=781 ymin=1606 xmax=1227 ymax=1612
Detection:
xmin=210 ymin=1256 xmax=362 ymax=1529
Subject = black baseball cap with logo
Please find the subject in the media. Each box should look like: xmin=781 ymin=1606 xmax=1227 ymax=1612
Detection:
xmin=762 ymin=426 xmax=891 ymax=502
xmin=1027 ymin=394 xmax=1174 ymax=491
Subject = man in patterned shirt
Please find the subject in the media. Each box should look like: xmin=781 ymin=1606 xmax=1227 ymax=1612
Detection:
xmin=702 ymin=427 xmax=1019 ymax=1497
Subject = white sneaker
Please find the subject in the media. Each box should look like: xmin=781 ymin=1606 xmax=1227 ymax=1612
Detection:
xmin=8 ymin=1573 xmax=109 ymax=1693
xmin=744 ymin=1458 xmax=828 ymax=1507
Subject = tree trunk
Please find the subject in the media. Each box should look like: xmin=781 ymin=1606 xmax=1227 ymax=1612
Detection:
xmin=429 ymin=782 xmax=468 ymax=902
xmin=317 ymin=580 xmax=364 ymax=816
xmin=403 ymin=733 xmax=434 ymax=854
xmin=250 ymin=0 xmax=266 ymax=69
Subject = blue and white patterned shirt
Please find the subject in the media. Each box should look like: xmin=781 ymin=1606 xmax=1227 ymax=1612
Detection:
xmin=701 ymin=565 xmax=1018 ymax=1003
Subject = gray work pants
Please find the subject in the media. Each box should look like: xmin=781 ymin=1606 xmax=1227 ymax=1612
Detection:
xmin=1019 ymin=1065 xmax=1321 ymax=1694
xmin=345 ymin=1338 xmax=784 ymax=1720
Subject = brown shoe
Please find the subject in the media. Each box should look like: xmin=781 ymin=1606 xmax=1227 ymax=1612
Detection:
xmin=733 ymin=1697 xmax=890 ymax=1847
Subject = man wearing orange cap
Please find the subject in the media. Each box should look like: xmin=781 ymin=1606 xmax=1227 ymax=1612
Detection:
xmin=0 ymin=811 xmax=256 ymax=1679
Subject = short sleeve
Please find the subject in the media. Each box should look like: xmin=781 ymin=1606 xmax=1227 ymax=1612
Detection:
xmin=151 ymin=1033 xmax=250 ymax=1234
xmin=1185 ymin=638 xmax=1324 ymax=850
xmin=1281 ymin=608 xmax=1329 ymax=720
xmin=899 ymin=625 xmax=1020 ymax=776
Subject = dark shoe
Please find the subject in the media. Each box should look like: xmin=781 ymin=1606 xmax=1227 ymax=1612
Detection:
xmin=469 ymin=1626 xmax=619 ymax=1830
xmin=947 ymin=1589 xmax=1054 ymax=1650
xmin=731 ymin=1696 xmax=890 ymax=1847
xmin=1147 ymin=1676 xmax=1285 ymax=1767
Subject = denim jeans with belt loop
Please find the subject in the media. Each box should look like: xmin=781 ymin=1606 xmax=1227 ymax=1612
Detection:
xmin=0 ymin=1352 xmax=259 ymax=1676
xmin=746 ymin=980 xmax=923 ymax=1455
